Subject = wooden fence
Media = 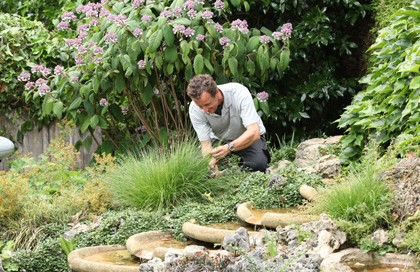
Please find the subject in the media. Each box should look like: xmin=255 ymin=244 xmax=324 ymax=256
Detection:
xmin=0 ymin=117 xmax=100 ymax=171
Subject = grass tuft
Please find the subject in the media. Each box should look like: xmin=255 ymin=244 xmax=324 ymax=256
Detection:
xmin=106 ymin=140 xmax=216 ymax=210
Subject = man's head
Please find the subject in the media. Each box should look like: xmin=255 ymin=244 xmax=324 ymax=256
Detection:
xmin=187 ymin=74 xmax=222 ymax=114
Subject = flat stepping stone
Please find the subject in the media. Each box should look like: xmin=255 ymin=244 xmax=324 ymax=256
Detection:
xmin=182 ymin=221 xmax=259 ymax=244
xmin=126 ymin=230 xmax=191 ymax=260
xmin=68 ymin=245 xmax=139 ymax=272
xmin=236 ymin=202 xmax=319 ymax=228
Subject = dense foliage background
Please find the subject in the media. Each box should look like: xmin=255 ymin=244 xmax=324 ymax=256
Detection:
xmin=1 ymin=0 xmax=374 ymax=155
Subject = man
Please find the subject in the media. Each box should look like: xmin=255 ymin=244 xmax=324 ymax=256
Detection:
xmin=187 ymin=74 xmax=270 ymax=172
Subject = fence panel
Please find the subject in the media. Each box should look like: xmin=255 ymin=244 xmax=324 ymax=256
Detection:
xmin=0 ymin=118 xmax=100 ymax=171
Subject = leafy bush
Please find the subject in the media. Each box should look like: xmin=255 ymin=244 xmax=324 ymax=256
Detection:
xmin=338 ymin=2 xmax=420 ymax=161
xmin=0 ymin=13 xmax=69 ymax=138
xmin=226 ymin=0 xmax=370 ymax=136
xmin=106 ymin=140 xmax=216 ymax=210
xmin=371 ymin=0 xmax=412 ymax=31
xmin=0 ymin=0 xmax=90 ymax=30
xmin=13 ymin=0 xmax=291 ymax=152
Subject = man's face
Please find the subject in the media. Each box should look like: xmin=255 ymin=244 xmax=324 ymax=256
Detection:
xmin=193 ymin=90 xmax=220 ymax=114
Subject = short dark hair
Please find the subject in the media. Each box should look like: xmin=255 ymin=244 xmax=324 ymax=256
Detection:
xmin=186 ymin=74 xmax=217 ymax=99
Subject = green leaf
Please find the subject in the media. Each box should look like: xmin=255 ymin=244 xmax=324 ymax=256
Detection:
xmin=228 ymin=57 xmax=238 ymax=76
xmin=409 ymin=76 xmax=420 ymax=89
xmin=53 ymin=101 xmax=63 ymax=119
xmin=193 ymin=54 xmax=204 ymax=74
xmin=80 ymin=117 xmax=90 ymax=133
xmin=148 ymin=29 xmax=163 ymax=53
xmin=68 ymin=97 xmax=83 ymax=111
xmin=164 ymin=46 xmax=178 ymax=63
xmin=171 ymin=18 xmax=191 ymax=25
xmin=246 ymin=59 xmax=255 ymax=75
xmin=115 ymin=73 xmax=125 ymax=93
xmin=260 ymin=101 xmax=269 ymax=116
xmin=90 ymin=115 xmax=99 ymax=128
xmin=163 ymin=24 xmax=175 ymax=46
xmin=230 ymin=0 xmax=241 ymax=7
xmin=257 ymin=46 xmax=269 ymax=73
xmin=246 ymin=36 xmax=260 ymax=52
xmin=166 ymin=63 xmax=174 ymax=75
xmin=279 ymin=48 xmax=290 ymax=72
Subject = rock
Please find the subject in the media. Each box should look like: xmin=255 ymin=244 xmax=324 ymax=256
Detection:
xmin=371 ymin=229 xmax=388 ymax=246
xmin=295 ymin=136 xmax=342 ymax=168
xmin=299 ymin=185 xmax=318 ymax=201
xmin=314 ymin=155 xmax=341 ymax=178
xmin=222 ymin=227 xmax=251 ymax=253
xmin=139 ymin=258 xmax=165 ymax=272
xmin=382 ymin=158 xmax=420 ymax=220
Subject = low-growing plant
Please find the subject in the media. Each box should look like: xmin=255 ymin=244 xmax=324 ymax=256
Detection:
xmin=75 ymin=208 xmax=169 ymax=247
xmin=272 ymin=164 xmax=324 ymax=208
xmin=14 ymin=237 xmax=71 ymax=272
xmin=105 ymin=139 xmax=218 ymax=210
xmin=0 ymin=240 xmax=19 ymax=272
xmin=269 ymin=132 xmax=297 ymax=163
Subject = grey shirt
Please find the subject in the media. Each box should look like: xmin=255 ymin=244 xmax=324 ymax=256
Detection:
xmin=189 ymin=82 xmax=266 ymax=142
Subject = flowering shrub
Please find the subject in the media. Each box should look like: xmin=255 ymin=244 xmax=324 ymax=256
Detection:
xmin=16 ymin=0 xmax=292 ymax=151
xmin=0 ymin=13 xmax=69 ymax=134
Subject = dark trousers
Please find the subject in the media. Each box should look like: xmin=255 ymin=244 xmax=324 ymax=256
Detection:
xmin=215 ymin=135 xmax=271 ymax=172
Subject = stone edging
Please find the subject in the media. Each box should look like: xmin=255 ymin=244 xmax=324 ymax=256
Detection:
xmin=236 ymin=202 xmax=319 ymax=228
xmin=68 ymin=245 xmax=139 ymax=272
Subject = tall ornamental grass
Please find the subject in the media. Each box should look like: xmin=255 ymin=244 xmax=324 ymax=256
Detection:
xmin=106 ymin=140 xmax=215 ymax=210
xmin=311 ymin=141 xmax=396 ymax=242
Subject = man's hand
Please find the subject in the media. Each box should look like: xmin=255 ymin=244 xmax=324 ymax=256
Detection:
xmin=210 ymin=144 xmax=230 ymax=160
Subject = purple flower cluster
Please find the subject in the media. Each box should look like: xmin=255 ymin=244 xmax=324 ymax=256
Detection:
xmin=259 ymin=35 xmax=270 ymax=45
xmin=76 ymin=2 xmax=103 ymax=18
xmin=231 ymin=19 xmax=249 ymax=34
xmin=219 ymin=37 xmax=231 ymax=48
xmin=99 ymin=98 xmax=109 ymax=106
xmin=141 ymin=15 xmax=152 ymax=22
xmin=214 ymin=0 xmax=224 ymax=9
xmin=196 ymin=34 xmax=205 ymax=41
xmin=39 ymin=85 xmax=51 ymax=96
xmin=256 ymin=91 xmax=269 ymax=102
xmin=132 ymin=0 xmax=145 ymax=9
xmin=273 ymin=23 xmax=293 ymax=41
xmin=160 ymin=10 xmax=172 ymax=18
xmin=57 ymin=21 xmax=70 ymax=31
xmin=61 ymin=11 xmax=77 ymax=21
xmin=214 ymin=23 xmax=223 ymax=33
xmin=172 ymin=25 xmax=186 ymax=34
xmin=133 ymin=28 xmax=143 ymax=37
xmin=183 ymin=0 xmax=196 ymax=10
xmin=17 ymin=72 xmax=31 ymax=82
xmin=187 ymin=9 xmax=197 ymax=19
xmin=137 ymin=60 xmax=146 ymax=69
xmin=104 ymin=32 xmax=117 ymax=43
xmin=54 ymin=66 xmax=65 ymax=76
xmin=201 ymin=10 xmax=213 ymax=19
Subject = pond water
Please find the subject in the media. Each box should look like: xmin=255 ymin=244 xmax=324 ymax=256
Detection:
xmin=84 ymin=249 xmax=140 ymax=266
xmin=207 ymin=221 xmax=257 ymax=232
xmin=348 ymin=262 xmax=418 ymax=272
